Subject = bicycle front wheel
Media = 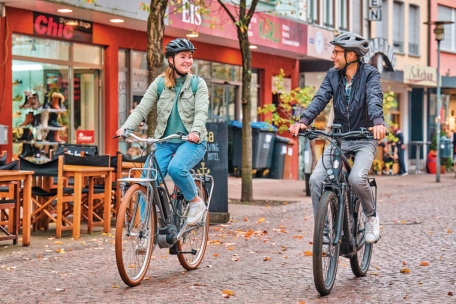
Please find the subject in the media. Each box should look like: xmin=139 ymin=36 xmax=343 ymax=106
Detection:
xmin=115 ymin=183 xmax=155 ymax=287
xmin=350 ymin=198 xmax=373 ymax=276
xmin=177 ymin=180 xmax=209 ymax=270
xmin=313 ymin=190 xmax=340 ymax=296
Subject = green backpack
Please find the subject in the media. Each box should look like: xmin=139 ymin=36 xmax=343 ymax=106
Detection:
xmin=157 ymin=75 xmax=199 ymax=99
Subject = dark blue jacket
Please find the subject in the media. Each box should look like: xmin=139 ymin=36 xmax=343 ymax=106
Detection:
xmin=299 ymin=62 xmax=384 ymax=132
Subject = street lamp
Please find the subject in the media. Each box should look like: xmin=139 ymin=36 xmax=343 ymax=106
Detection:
xmin=424 ymin=20 xmax=454 ymax=182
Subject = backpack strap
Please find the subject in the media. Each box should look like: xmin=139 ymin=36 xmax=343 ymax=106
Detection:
xmin=157 ymin=75 xmax=198 ymax=98
xmin=190 ymin=75 xmax=199 ymax=96
xmin=157 ymin=76 xmax=165 ymax=99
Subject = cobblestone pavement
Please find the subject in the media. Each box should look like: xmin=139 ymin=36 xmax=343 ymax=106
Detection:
xmin=1 ymin=174 xmax=456 ymax=303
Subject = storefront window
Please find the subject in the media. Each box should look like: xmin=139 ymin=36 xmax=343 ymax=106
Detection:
xmin=12 ymin=34 xmax=70 ymax=61
xmin=12 ymin=34 xmax=103 ymax=159
xmin=12 ymin=60 xmax=70 ymax=157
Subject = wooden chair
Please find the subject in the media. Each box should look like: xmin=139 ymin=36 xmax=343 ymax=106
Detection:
xmin=64 ymin=154 xmax=111 ymax=234
xmin=0 ymin=161 xmax=20 ymax=233
xmin=0 ymin=160 xmax=20 ymax=244
xmin=19 ymin=156 xmax=76 ymax=238
xmin=114 ymin=153 xmax=148 ymax=216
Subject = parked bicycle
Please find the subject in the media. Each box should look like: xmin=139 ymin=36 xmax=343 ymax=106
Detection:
xmin=114 ymin=131 xmax=213 ymax=287
xmin=297 ymin=124 xmax=380 ymax=295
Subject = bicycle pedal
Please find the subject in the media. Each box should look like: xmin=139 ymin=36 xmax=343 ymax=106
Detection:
xmin=374 ymin=235 xmax=381 ymax=244
xmin=169 ymin=243 xmax=179 ymax=255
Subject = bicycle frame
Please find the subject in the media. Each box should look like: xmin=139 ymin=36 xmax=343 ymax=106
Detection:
xmin=299 ymin=124 xmax=377 ymax=255
xmin=118 ymin=132 xmax=214 ymax=248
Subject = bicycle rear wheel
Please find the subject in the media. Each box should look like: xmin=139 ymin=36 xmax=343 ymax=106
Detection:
xmin=177 ymin=180 xmax=209 ymax=270
xmin=115 ymin=183 xmax=155 ymax=286
xmin=313 ymin=190 xmax=340 ymax=296
xmin=350 ymin=199 xmax=373 ymax=276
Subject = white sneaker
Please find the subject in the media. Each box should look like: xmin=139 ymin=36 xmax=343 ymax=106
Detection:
xmin=186 ymin=199 xmax=206 ymax=226
xmin=365 ymin=215 xmax=380 ymax=243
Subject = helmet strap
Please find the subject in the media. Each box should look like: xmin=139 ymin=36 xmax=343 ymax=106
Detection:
xmin=168 ymin=56 xmax=188 ymax=77
xmin=340 ymin=50 xmax=359 ymax=75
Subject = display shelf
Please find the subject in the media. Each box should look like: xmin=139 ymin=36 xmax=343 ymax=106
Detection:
xmin=35 ymin=126 xmax=67 ymax=131
xmin=14 ymin=140 xmax=63 ymax=145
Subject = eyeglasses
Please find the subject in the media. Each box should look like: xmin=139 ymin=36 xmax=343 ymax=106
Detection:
xmin=331 ymin=50 xmax=345 ymax=56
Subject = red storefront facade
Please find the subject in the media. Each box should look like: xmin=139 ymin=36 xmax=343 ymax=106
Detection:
xmin=0 ymin=4 xmax=305 ymax=179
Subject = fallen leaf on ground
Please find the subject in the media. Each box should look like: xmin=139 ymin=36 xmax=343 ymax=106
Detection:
xmin=55 ymin=288 xmax=65 ymax=292
xmin=243 ymin=217 xmax=248 ymax=222
xmin=193 ymin=283 xmax=207 ymax=286
xmin=55 ymin=249 xmax=65 ymax=254
xmin=420 ymin=261 xmax=430 ymax=266
xmin=448 ymin=291 xmax=453 ymax=296
xmin=222 ymin=290 xmax=235 ymax=296
xmin=226 ymin=246 xmax=235 ymax=250
xmin=264 ymin=257 xmax=271 ymax=261
xmin=447 ymin=230 xmax=452 ymax=234
xmin=208 ymin=240 xmax=222 ymax=245
xmin=402 ymin=261 xmax=407 ymax=265
xmin=400 ymin=268 xmax=411 ymax=274
xmin=257 ymin=217 xmax=266 ymax=224
xmin=301 ymin=250 xmax=312 ymax=256
xmin=54 ymin=241 xmax=63 ymax=245
xmin=293 ymin=235 xmax=303 ymax=239
xmin=213 ymin=253 xmax=219 ymax=257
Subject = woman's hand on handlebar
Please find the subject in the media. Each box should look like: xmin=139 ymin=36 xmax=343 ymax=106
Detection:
xmin=289 ymin=123 xmax=307 ymax=136
xmin=368 ymin=125 xmax=387 ymax=140
xmin=116 ymin=128 xmax=125 ymax=137
xmin=187 ymin=132 xmax=200 ymax=143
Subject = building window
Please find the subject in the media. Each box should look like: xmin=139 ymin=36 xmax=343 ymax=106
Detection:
xmin=392 ymin=1 xmax=404 ymax=53
xmin=323 ymin=0 xmax=334 ymax=28
xmin=307 ymin=0 xmax=319 ymax=24
xmin=351 ymin=0 xmax=362 ymax=34
xmin=438 ymin=5 xmax=456 ymax=52
xmin=408 ymin=5 xmax=420 ymax=56
xmin=376 ymin=0 xmax=389 ymax=40
xmin=339 ymin=0 xmax=349 ymax=31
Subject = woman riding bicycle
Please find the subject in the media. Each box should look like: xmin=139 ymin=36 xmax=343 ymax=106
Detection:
xmin=290 ymin=32 xmax=387 ymax=243
xmin=116 ymin=38 xmax=209 ymax=226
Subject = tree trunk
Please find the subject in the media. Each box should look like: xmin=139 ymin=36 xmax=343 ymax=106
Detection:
xmin=146 ymin=0 xmax=168 ymax=137
xmin=238 ymin=29 xmax=253 ymax=202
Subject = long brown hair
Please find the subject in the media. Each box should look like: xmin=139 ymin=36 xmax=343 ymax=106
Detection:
xmin=162 ymin=66 xmax=175 ymax=88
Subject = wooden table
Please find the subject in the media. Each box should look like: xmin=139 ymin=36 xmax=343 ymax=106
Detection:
xmin=62 ymin=165 xmax=113 ymax=239
xmin=0 ymin=170 xmax=34 ymax=246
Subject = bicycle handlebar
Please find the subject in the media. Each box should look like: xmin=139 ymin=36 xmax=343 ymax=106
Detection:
xmin=114 ymin=131 xmax=189 ymax=144
xmin=297 ymin=128 xmax=375 ymax=140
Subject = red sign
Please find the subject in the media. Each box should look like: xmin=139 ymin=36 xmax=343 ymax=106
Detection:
xmin=76 ymin=130 xmax=95 ymax=144
xmin=33 ymin=12 xmax=93 ymax=42
xmin=169 ymin=1 xmax=307 ymax=55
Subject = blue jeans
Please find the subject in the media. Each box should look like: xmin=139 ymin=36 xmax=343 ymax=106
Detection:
xmin=151 ymin=141 xmax=207 ymax=201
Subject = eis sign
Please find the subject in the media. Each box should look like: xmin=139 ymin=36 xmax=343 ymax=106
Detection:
xmin=33 ymin=12 xmax=93 ymax=43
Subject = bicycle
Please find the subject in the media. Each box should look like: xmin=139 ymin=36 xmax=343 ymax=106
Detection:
xmin=114 ymin=131 xmax=214 ymax=287
xmin=297 ymin=124 xmax=380 ymax=295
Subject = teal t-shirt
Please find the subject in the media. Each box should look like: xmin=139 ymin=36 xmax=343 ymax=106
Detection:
xmin=162 ymin=77 xmax=189 ymax=143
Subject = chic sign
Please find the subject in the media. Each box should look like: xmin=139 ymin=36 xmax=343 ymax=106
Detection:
xmin=33 ymin=12 xmax=93 ymax=43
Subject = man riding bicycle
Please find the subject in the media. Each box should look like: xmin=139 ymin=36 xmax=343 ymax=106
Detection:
xmin=290 ymin=32 xmax=387 ymax=243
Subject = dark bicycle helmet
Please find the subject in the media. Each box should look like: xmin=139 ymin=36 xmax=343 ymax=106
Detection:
xmin=330 ymin=32 xmax=370 ymax=57
xmin=165 ymin=38 xmax=197 ymax=58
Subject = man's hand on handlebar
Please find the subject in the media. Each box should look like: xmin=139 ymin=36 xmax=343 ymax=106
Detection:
xmin=289 ymin=123 xmax=307 ymax=136
xmin=368 ymin=124 xmax=387 ymax=140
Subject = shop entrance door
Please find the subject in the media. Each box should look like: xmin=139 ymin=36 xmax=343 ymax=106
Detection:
xmin=209 ymin=83 xmax=239 ymax=122
xmin=73 ymin=68 xmax=102 ymax=150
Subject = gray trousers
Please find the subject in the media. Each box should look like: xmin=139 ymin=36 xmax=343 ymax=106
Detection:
xmin=309 ymin=139 xmax=378 ymax=218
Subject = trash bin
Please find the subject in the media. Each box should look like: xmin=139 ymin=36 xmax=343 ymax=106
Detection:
xmin=230 ymin=121 xmax=277 ymax=177
xmin=268 ymin=135 xmax=289 ymax=179
xmin=283 ymin=138 xmax=295 ymax=180
xmin=440 ymin=136 xmax=452 ymax=158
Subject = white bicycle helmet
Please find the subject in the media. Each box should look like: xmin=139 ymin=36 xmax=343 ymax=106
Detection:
xmin=330 ymin=32 xmax=370 ymax=57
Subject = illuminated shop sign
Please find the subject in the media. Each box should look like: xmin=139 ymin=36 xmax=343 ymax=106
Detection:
xmin=169 ymin=1 xmax=307 ymax=54
xmin=33 ymin=12 xmax=93 ymax=43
